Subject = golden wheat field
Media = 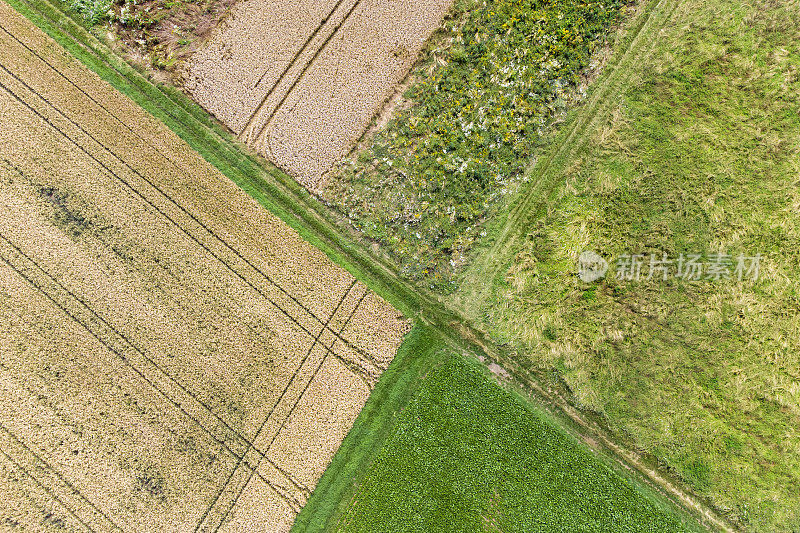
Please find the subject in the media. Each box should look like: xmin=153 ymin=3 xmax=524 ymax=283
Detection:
xmin=0 ymin=4 xmax=408 ymax=531
xmin=184 ymin=0 xmax=453 ymax=188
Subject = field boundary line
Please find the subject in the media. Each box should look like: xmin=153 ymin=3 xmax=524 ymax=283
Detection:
xmin=0 ymin=422 xmax=123 ymax=532
xmin=0 ymin=232 xmax=309 ymax=499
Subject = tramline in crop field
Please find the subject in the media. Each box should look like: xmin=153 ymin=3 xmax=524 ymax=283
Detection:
xmin=0 ymin=3 xmax=408 ymax=531
xmin=184 ymin=0 xmax=454 ymax=188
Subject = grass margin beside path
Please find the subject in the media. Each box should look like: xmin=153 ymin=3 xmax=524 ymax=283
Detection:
xmin=2 ymin=0 xmax=729 ymax=530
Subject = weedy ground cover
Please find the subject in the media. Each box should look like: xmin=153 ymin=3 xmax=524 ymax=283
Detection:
xmin=324 ymin=0 xmax=628 ymax=288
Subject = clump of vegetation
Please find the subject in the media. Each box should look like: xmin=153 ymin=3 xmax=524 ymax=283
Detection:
xmin=325 ymin=0 xmax=627 ymax=289
xmin=65 ymin=0 xmax=112 ymax=24
xmin=63 ymin=0 xmax=235 ymax=72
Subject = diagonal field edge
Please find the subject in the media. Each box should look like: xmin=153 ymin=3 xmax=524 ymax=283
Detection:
xmin=0 ymin=0 xmax=738 ymax=530
xmin=194 ymin=279 xmax=359 ymax=532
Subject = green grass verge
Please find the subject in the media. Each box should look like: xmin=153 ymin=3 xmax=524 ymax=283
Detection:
xmin=479 ymin=0 xmax=800 ymax=529
xmin=298 ymin=330 xmax=701 ymax=532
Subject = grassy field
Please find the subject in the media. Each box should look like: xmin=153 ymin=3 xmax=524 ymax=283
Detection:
xmin=466 ymin=0 xmax=800 ymax=529
xmin=7 ymin=0 xmax=726 ymax=529
xmin=296 ymin=325 xmax=701 ymax=532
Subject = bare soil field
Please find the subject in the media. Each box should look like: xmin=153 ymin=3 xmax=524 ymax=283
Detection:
xmin=0 ymin=3 xmax=408 ymax=531
xmin=184 ymin=0 xmax=453 ymax=188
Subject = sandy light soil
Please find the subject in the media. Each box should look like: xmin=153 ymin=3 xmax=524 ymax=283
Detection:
xmin=0 ymin=4 xmax=408 ymax=531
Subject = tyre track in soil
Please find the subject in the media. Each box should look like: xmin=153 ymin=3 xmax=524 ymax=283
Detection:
xmin=194 ymin=280 xmax=361 ymax=532
xmin=239 ymin=0 xmax=363 ymax=147
xmin=238 ymin=0 xmax=353 ymax=132
xmin=0 ymin=422 xmax=122 ymax=532
xmin=0 ymin=233 xmax=309 ymax=508
xmin=0 ymin=56 xmax=377 ymax=366
xmin=210 ymin=288 xmax=372 ymax=533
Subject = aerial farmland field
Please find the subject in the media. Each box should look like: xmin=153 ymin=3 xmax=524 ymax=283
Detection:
xmin=5 ymin=0 xmax=798 ymax=529
xmin=184 ymin=0 xmax=454 ymax=187
xmin=0 ymin=4 xmax=407 ymax=530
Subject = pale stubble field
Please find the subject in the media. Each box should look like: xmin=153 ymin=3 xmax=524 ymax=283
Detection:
xmin=184 ymin=0 xmax=454 ymax=188
xmin=0 ymin=4 xmax=408 ymax=531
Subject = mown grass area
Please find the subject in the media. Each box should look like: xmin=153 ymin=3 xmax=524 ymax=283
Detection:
xmin=482 ymin=0 xmax=800 ymax=529
xmin=298 ymin=331 xmax=699 ymax=532
xmin=324 ymin=0 xmax=629 ymax=290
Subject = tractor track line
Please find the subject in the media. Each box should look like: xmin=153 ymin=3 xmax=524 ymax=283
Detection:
xmin=0 ymin=233 xmax=309 ymax=502
xmin=194 ymin=280 xmax=358 ymax=532
xmin=245 ymin=0 xmax=365 ymax=149
xmin=211 ymin=288 xmax=370 ymax=533
xmin=0 ymin=61 xmax=376 ymax=364
xmin=0 ymin=422 xmax=121 ymax=532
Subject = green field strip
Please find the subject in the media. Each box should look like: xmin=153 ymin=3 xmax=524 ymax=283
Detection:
xmin=295 ymin=325 xmax=708 ymax=533
xmin=1 ymin=0 xmax=724 ymax=530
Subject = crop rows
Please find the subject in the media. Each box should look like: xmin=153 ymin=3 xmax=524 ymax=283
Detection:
xmin=0 ymin=4 xmax=408 ymax=531
xmin=184 ymin=0 xmax=453 ymax=188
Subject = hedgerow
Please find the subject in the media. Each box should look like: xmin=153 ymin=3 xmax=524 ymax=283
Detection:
xmin=325 ymin=0 xmax=627 ymax=289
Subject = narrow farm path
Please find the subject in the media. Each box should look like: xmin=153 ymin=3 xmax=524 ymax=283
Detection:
xmin=5 ymin=0 xmax=738 ymax=530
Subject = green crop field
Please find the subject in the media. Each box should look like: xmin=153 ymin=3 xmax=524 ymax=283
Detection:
xmin=295 ymin=325 xmax=701 ymax=532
